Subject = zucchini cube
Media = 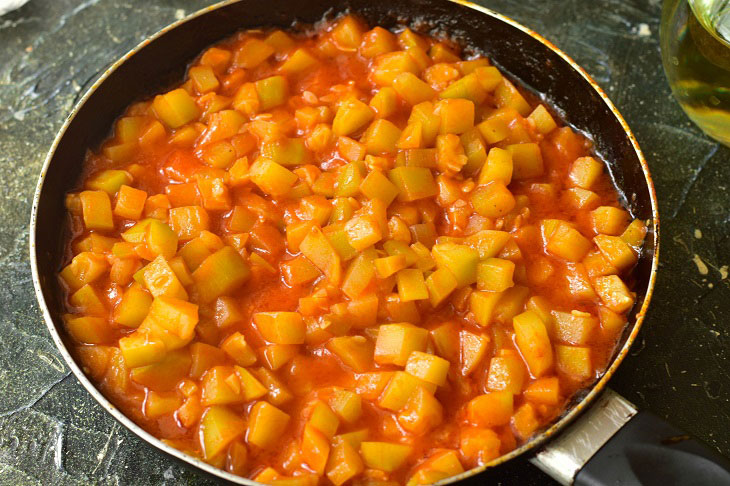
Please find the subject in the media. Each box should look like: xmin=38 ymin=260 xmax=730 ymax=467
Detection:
xmin=405 ymin=351 xmax=449 ymax=386
xmin=360 ymin=442 xmax=413 ymax=472
xmin=466 ymin=391 xmax=513 ymax=427
xmin=192 ymin=246 xmax=251 ymax=302
xmin=326 ymin=335 xmax=374 ymax=372
xmin=253 ymin=312 xmax=305 ymax=344
xmin=555 ymin=344 xmax=592 ymax=381
xmin=199 ymin=405 xmax=246 ymax=459
xmin=397 ymin=385 xmax=443 ymax=434
xmin=247 ymin=401 xmax=290 ymax=449
xmin=326 ymin=440 xmax=364 ymax=486
xmin=374 ymin=323 xmax=429 ymax=366
xmin=432 ymin=242 xmax=479 ymax=287
xmin=513 ymin=310 xmax=553 ymax=378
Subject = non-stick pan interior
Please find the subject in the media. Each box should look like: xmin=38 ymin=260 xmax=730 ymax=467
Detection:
xmin=32 ymin=0 xmax=657 ymax=479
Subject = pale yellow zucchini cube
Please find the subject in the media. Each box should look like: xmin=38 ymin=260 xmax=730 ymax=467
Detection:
xmin=568 ymin=156 xmax=603 ymax=189
xmin=469 ymin=290 xmax=503 ymax=327
xmin=360 ymin=442 xmax=413 ymax=472
xmin=405 ymin=351 xmax=450 ymax=386
xmin=460 ymin=330 xmax=490 ymax=375
xmin=326 ymin=336 xmax=374 ymax=372
xmin=247 ymin=401 xmax=290 ymax=449
xmin=329 ymin=388 xmax=362 ymax=424
xmin=476 ymin=258 xmax=515 ymax=292
xmin=555 ymin=344 xmax=592 ymax=381
xmin=308 ymin=400 xmax=340 ymax=438
xmin=326 ymin=440 xmax=364 ymax=486
xmin=396 ymin=268 xmax=429 ymax=301
xmin=513 ymin=310 xmax=553 ymax=378
xmin=374 ymin=323 xmax=429 ymax=366
xmin=253 ymin=312 xmax=305 ymax=345
xmin=552 ymin=310 xmax=598 ymax=345
xmin=397 ymin=385 xmax=443 ymax=433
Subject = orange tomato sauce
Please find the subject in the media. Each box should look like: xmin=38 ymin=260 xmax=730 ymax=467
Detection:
xmin=59 ymin=14 xmax=646 ymax=486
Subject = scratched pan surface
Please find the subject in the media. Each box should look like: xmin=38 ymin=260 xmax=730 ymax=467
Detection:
xmin=30 ymin=0 xmax=659 ymax=483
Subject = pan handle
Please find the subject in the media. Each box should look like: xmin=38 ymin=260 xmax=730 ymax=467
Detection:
xmin=530 ymin=388 xmax=730 ymax=485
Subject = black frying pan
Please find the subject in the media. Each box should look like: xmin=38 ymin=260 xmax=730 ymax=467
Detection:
xmin=29 ymin=0 xmax=730 ymax=484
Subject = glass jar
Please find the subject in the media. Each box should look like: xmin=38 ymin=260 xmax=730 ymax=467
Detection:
xmin=660 ymin=0 xmax=730 ymax=145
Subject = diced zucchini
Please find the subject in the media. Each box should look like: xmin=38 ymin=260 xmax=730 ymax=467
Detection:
xmin=478 ymin=147 xmax=513 ymax=185
xmin=506 ymin=143 xmax=544 ymax=180
xmin=528 ymin=104 xmax=557 ymax=134
xmin=360 ymin=442 xmax=413 ymax=473
xmin=440 ymin=73 xmax=486 ymax=104
xmin=555 ymin=344 xmax=592 ymax=381
xmin=255 ymin=75 xmax=288 ymax=110
xmin=374 ymin=323 xmax=428 ymax=366
xmin=476 ymin=258 xmax=515 ymax=292
xmin=552 ymin=310 xmax=598 ymax=345
xmin=363 ymin=119 xmax=401 ymax=155
xmin=345 ymin=214 xmax=383 ymax=251
xmin=369 ymin=86 xmax=398 ymax=118
xmin=371 ymin=51 xmax=419 ymax=86
xmin=486 ymin=353 xmax=526 ymax=394
xmin=113 ymin=283 xmax=153 ymax=328
xmin=332 ymin=98 xmax=374 ymax=136
xmin=247 ymin=401 xmax=290 ymax=449
xmin=63 ymin=314 xmax=112 ymax=344
xmin=253 ymin=312 xmax=305 ymax=344
xmin=593 ymin=275 xmax=635 ymax=313
xmin=80 ymin=190 xmax=114 ymax=231
xmin=388 ymin=167 xmax=438 ymax=202
xmin=119 ymin=331 xmax=166 ymax=368
xmin=199 ymin=405 xmax=246 ymax=459
xmin=396 ymin=268 xmax=428 ymax=301
xmin=432 ymin=242 xmax=479 ymax=287
xmin=437 ymin=98 xmax=474 ymax=135
xmin=60 ymin=252 xmax=109 ymax=290
xmin=300 ymin=226 xmax=342 ymax=285
xmin=280 ymin=48 xmax=319 ymax=74
xmin=192 ymin=246 xmax=251 ymax=302
xmin=405 ymin=351 xmax=449 ymax=386
xmin=326 ymin=440 xmax=364 ymax=486
xmin=393 ymin=72 xmax=436 ymax=105
xmin=471 ymin=181 xmax=516 ymax=218
xmin=249 ymin=157 xmax=298 ymax=196
xmin=397 ymin=385 xmax=443 ymax=434
xmin=153 ymin=88 xmax=199 ymax=128
xmin=469 ymin=290 xmax=502 ymax=327
xmin=466 ymin=391 xmax=513 ymax=427
xmin=235 ymin=38 xmax=275 ymax=68
xmin=326 ymin=336 xmax=373 ymax=372
xmin=86 ymin=170 xmax=132 ymax=196
xmin=513 ymin=310 xmax=553 ymax=378
xmin=594 ymin=234 xmax=637 ymax=270
xmin=568 ymin=156 xmax=603 ymax=189
xmin=460 ymin=330 xmax=490 ymax=375
xmin=328 ymin=388 xmax=362 ymax=424
xmin=189 ymin=65 xmax=220 ymax=93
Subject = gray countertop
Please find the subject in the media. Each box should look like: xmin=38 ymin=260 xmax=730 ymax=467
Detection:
xmin=0 ymin=0 xmax=728 ymax=484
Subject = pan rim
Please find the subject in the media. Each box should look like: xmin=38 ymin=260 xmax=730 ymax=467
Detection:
xmin=28 ymin=0 xmax=660 ymax=484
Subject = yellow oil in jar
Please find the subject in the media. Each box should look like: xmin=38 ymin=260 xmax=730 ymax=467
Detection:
xmin=661 ymin=0 xmax=730 ymax=145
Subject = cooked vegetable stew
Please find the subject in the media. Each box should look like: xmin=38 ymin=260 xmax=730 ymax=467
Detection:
xmin=59 ymin=14 xmax=646 ymax=486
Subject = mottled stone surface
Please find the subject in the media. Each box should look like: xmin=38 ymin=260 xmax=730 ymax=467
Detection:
xmin=0 ymin=0 xmax=728 ymax=484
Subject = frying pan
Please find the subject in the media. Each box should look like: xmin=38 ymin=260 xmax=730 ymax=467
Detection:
xmin=28 ymin=0 xmax=730 ymax=484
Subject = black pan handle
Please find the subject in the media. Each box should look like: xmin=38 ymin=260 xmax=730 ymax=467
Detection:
xmin=530 ymin=389 xmax=730 ymax=485
xmin=575 ymin=409 xmax=730 ymax=485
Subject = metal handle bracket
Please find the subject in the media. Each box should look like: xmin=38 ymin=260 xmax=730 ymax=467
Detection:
xmin=529 ymin=388 xmax=638 ymax=485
